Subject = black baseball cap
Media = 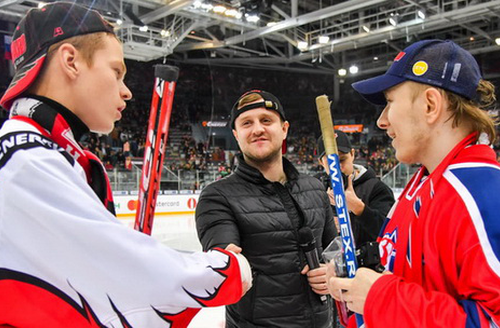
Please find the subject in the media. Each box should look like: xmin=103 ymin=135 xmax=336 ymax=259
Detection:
xmin=0 ymin=2 xmax=115 ymax=110
xmin=352 ymin=39 xmax=482 ymax=105
xmin=317 ymin=130 xmax=352 ymax=158
xmin=230 ymin=90 xmax=286 ymax=128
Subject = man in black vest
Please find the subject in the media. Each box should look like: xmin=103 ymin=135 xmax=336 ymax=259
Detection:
xmin=196 ymin=90 xmax=337 ymax=327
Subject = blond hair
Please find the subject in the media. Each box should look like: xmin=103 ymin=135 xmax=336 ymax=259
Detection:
xmin=29 ymin=32 xmax=116 ymax=94
xmin=47 ymin=32 xmax=116 ymax=66
xmin=411 ymin=80 xmax=497 ymax=144
xmin=237 ymin=92 xmax=264 ymax=109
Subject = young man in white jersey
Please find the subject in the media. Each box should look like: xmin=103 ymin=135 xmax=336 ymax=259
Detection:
xmin=0 ymin=3 xmax=251 ymax=327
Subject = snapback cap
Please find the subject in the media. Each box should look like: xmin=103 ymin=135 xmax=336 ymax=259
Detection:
xmin=0 ymin=2 xmax=115 ymax=110
xmin=351 ymin=39 xmax=482 ymax=105
xmin=230 ymin=90 xmax=286 ymax=128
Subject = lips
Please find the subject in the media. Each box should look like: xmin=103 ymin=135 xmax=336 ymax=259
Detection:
xmin=252 ymin=138 xmax=268 ymax=143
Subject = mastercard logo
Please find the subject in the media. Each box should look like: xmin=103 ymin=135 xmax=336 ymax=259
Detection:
xmin=412 ymin=61 xmax=428 ymax=76
xmin=128 ymin=200 xmax=138 ymax=211
xmin=187 ymin=198 xmax=197 ymax=209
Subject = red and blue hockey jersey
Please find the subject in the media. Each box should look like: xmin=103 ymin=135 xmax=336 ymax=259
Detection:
xmin=360 ymin=134 xmax=500 ymax=327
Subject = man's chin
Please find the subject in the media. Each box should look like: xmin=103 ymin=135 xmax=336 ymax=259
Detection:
xmin=245 ymin=150 xmax=281 ymax=164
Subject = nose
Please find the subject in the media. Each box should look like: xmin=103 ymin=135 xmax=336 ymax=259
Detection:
xmin=252 ymin=121 xmax=265 ymax=134
xmin=121 ymin=81 xmax=133 ymax=101
xmin=377 ymin=106 xmax=389 ymax=130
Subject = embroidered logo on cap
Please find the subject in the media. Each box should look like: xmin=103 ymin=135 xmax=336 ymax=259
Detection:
xmin=53 ymin=27 xmax=64 ymax=37
xmin=412 ymin=61 xmax=428 ymax=76
xmin=394 ymin=51 xmax=406 ymax=62
xmin=11 ymin=34 xmax=26 ymax=64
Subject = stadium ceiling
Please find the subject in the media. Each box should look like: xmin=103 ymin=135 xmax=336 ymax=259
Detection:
xmin=1 ymin=0 xmax=500 ymax=76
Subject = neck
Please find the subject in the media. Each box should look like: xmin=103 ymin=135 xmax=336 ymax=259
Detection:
xmin=244 ymin=153 xmax=287 ymax=183
xmin=422 ymin=125 xmax=472 ymax=173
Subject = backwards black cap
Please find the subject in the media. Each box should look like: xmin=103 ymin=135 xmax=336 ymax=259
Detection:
xmin=229 ymin=90 xmax=286 ymax=128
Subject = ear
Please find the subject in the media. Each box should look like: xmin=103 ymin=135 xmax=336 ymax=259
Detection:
xmin=282 ymin=120 xmax=290 ymax=139
xmin=423 ymin=87 xmax=444 ymax=125
xmin=56 ymin=43 xmax=81 ymax=80
xmin=232 ymin=128 xmax=239 ymax=142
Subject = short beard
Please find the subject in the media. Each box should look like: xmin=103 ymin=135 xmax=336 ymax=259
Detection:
xmin=243 ymin=146 xmax=282 ymax=165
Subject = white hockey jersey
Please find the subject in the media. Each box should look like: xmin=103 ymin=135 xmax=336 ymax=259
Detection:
xmin=0 ymin=98 xmax=251 ymax=327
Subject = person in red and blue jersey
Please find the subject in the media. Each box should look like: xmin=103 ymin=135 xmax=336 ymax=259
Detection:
xmin=327 ymin=39 xmax=500 ymax=327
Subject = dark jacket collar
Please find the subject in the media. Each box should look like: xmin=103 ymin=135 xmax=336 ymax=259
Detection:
xmin=234 ymin=153 xmax=299 ymax=184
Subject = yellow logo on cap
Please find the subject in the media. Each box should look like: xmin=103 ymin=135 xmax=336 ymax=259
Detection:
xmin=412 ymin=61 xmax=428 ymax=76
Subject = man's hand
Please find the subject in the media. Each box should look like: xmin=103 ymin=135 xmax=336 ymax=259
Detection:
xmin=225 ymin=243 xmax=252 ymax=297
xmin=301 ymin=264 xmax=329 ymax=295
xmin=344 ymin=174 xmax=365 ymax=216
xmin=326 ymin=187 xmax=336 ymax=207
xmin=327 ymin=188 xmax=340 ymax=232
xmin=327 ymin=267 xmax=387 ymax=314
xmin=225 ymin=243 xmax=242 ymax=254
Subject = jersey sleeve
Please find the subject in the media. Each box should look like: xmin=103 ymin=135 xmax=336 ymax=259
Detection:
xmin=0 ymin=147 xmax=246 ymax=327
xmin=362 ymin=188 xmax=500 ymax=327
xmin=364 ymin=271 xmax=499 ymax=328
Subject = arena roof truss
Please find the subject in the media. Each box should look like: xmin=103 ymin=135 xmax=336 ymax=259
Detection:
xmin=1 ymin=0 xmax=500 ymax=77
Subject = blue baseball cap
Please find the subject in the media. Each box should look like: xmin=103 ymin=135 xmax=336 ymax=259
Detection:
xmin=351 ymin=39 xmax=482 ymax=105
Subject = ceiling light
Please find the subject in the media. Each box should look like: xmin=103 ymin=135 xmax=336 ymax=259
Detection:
xmin=201 ymin=3 xmax=213 ymax=10
xmin=349 ymin=65 xmax=359 ymax=74
xmin=297 ymin=41 xmax=308 ymax=51
xmin=470 ymin=36 xmax=475 ymax=41
xmin=160 ymin=29 xmax=169 ymax=37
xmin=235 ymin=12 xmax=243 ymax=19
xmin=338 ymin=68 xmax=347 ymax=76
xmin=139 ymin=25 xmax=148 ymax=32
xmin=417 ymin=9 xmax=426 ymax=20
xmin=362 ymin=25 xmax=370 ymax=33
xmin=495 ymin=38 xmax=500 ymax=45
xmin=38 ymin=2 xmax=46 ymax=8
xmin=246 ymin=14 xmax=260 ymax=23
xmin=193 ymin=0 xmax=203 ymax=8
xmin=267 ymin=22 xmax=277 ymax=27
xmin=318 ymin=35 xmax=330 ymax=44
xmin=225 ymin=9 xmax=238 ymax=17
xmin=389 ymin=14 xmax=398 ymax=27
xmin=116 ymin=19 xmax=123 ymax=26
xmin=213 ymin=5 xmax=227 ymax=13
xmin=373 ymin=56 xmax=379 ymax=60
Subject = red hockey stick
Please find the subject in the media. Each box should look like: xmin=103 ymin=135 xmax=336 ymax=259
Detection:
xmin=134 ymin=65 xmax=179 ymax=235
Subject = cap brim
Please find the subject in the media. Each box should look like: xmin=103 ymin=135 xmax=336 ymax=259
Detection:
xmin=337 ymin=146 xmax=351 ymax=153
xmin=0 ymin=53 xmax=46 ymax=110
xmin=351 ymin=74 xmax=407 ymax=106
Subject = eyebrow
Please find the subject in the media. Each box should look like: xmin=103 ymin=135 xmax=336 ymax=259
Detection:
xmin=114 ymin=61 xmax=127 ymax=78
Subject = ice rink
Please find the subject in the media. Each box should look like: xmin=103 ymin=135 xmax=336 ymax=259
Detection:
xmin=119 ymin=213 xmax=225 ymax=328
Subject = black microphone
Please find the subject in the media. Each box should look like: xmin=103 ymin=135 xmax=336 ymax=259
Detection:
xmin=298 ymin=226 xmax=327 ymax=303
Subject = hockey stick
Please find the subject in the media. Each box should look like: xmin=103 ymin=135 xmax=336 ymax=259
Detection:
xmin=134 ymin=65 xmax=179 ymax=235
xmin=315 ymin=95 xmax=364 ymax=327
